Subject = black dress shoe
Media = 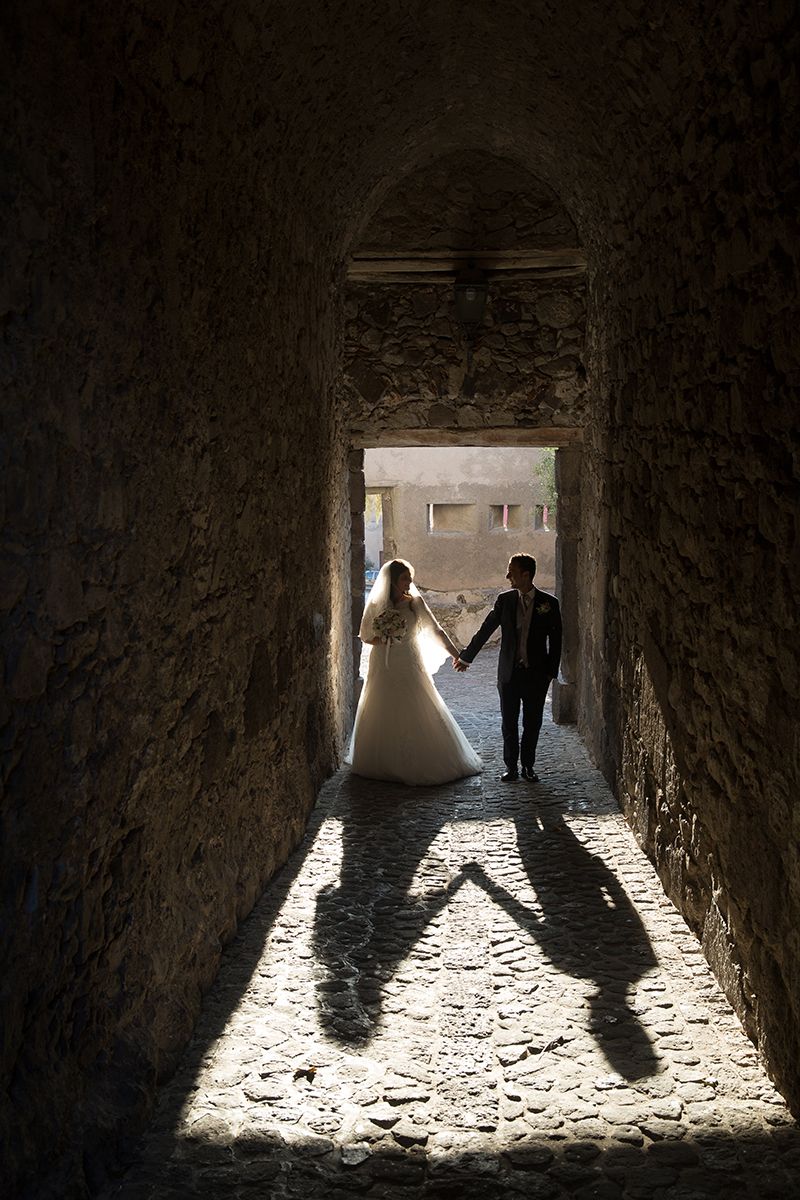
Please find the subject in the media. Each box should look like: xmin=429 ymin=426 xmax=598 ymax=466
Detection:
xmin=500 ymin=770 xmax=519 ymax=782
xmin=521 ymin=767 xmax=540 ymax=782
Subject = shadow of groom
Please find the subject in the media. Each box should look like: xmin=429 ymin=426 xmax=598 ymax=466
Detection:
xmin=464 ymin=803 xmax=660 ymax=1079
xmin=312 ymin=772 xmax=660 ymax=1080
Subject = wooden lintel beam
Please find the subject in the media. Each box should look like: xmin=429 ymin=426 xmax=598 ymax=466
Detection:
xmin=347 ymin=247 xmax=587 ymax=277
xmin=351 ymin=247 xmax=585 ymax=262
xmin=347 ymin=266 xmax=586 ymax=283
xmin=350 ymin=426 xmax=584 ymax=449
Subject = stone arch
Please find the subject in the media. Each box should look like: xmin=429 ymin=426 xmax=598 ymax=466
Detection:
xmin=339 ymin=149 xmax=590 ymax=727
xmin=342 ymin=150 xmax=587 ymax=437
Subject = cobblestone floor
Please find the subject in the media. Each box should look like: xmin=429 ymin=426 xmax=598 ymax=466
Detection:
xmin=104 ymin=651 xmax=800 ymax=1199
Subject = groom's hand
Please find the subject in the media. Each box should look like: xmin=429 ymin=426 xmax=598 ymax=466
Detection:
xmin=453 ymin=657 xmax=469 ymax=672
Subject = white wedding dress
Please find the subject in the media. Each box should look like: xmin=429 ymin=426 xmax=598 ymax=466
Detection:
xmin=348 ymin=595 xmax=483 ymax=786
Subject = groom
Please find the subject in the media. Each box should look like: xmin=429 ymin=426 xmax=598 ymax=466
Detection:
xmin=454 ymin=553 xmax=562 ymax=782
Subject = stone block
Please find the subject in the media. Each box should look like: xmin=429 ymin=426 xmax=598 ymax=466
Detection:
xmin=44 ymin=549 xmax=87 ymax=629
xmin=8 ymin=632 xmax=52 ymax=700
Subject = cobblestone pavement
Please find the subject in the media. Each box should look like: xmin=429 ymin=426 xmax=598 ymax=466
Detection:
xmin=104 ymin=651 xmax=800 ymax=1199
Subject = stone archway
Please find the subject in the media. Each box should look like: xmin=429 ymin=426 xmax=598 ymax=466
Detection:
xmin=342 ymin=151 xmax=587 ymax=448
xmin=340 ymin=151 xmax=589 ymax=726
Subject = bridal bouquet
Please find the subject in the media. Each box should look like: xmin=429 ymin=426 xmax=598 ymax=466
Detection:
xmin=373 ymin=608 xmax=407 ymax=643
xmin=373 ymin=607 xmax=407 ymax=665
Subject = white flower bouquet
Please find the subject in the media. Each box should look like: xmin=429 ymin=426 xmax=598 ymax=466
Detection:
xmin=373 ymin=607 xmax=407 ymax=665
xmin=373 ymin=608 xmax=407 ymax=643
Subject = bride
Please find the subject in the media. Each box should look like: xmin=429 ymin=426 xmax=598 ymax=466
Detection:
xmin=348 ymin=558 xmax=482 ymax=786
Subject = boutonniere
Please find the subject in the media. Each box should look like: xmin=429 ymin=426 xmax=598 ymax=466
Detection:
xmin=535 ymin=601 xmax=551 ymax=615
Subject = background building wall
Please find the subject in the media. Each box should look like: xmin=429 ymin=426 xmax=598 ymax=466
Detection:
xmin=365 ymin=447 xmax=557 ymax=593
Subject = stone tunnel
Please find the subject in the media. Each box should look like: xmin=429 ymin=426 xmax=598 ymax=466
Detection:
xmin=1 ymin=2 xmax=798 ymax=1195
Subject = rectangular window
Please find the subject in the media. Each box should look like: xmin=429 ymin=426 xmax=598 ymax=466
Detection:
xmin=426 ymin=503 xmax=477 ymax=533
xmin=489 ymin=503 xmax=522 ymax=531
xmin=534 ymin=504 xmax=555 ymax=531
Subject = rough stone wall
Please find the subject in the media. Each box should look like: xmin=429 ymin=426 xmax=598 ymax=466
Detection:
xmin=344 ymin=281 xmax=586 ymax=442
xmin=1 ymin=8 xmax=351 ymax=1195
xmin=574 ymin=8 xmax=800 ymax=1117
xmin=421 ymin=588 xmax=503 ymax=651
xmin=349 ymin=451 xmax=367 ymax=694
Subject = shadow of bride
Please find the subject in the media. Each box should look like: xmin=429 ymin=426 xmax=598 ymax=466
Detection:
xmin=312 ymin=772 xmax=660 ymax=1078
xmin=311 ymin=772 xmax=472 ymax=1044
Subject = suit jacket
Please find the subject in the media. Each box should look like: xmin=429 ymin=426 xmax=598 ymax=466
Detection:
xmin=459 ymin=587 xmax=562 ymax=684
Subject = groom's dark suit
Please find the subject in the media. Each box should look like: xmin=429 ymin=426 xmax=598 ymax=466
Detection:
xmin=459 ymin=587 xmax=562 ymax=774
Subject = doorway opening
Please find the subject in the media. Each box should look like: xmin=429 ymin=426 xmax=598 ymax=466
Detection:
xmin=350 ymin=442 xmax=578 ymax=724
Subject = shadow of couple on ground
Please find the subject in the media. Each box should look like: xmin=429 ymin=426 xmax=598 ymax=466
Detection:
xmin=312 ymin=770 xmax=660 ymax=1081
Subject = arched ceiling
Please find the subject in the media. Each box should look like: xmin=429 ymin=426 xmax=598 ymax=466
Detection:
xmin=341 ymin=148 xmax=588 ymax=444
xmin=348 ymin=150 xmax=584 ymax=285
xmin=89 ymin=1 xmax=785 ymax=284
xmin=291 ymin=1 xmax=732 ymax=259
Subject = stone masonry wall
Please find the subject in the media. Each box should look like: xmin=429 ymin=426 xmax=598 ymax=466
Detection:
xmin=575 ymin=8 xmax=800 ymax=1115
xmin=1 ymin=10 xmax=351 ymax=1195
xmin=344 ymin=281 xmax=586 ymax=442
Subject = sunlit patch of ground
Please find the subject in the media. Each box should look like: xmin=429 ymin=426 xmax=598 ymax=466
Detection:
xmin=104 ymin=651 xmax=799 ymax=1199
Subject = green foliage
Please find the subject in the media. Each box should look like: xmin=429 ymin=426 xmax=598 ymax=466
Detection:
xmin=534 ymin=448 xmax=558 ymax=510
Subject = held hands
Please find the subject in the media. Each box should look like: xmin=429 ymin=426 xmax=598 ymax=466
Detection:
xmin=452 ymin=657 xmax=470 ymax=672
xmin=443 ymin=636 xmax=463 ymax=669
